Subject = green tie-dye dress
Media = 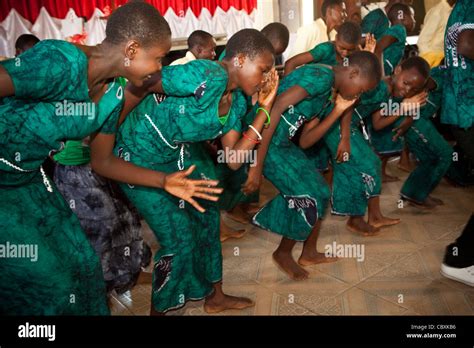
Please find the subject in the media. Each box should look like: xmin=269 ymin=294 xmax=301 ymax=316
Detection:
xmin=114 ymin=60 xmax=246 ymax=313
xmin=252 ymin=65 xmax=332 ymax=241
xmin=0 ymin=40 xmax=125 ymax=315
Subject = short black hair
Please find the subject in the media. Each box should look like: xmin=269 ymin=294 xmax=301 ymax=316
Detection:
xmin=337 ymin=21 xmax=361 ymax=45
xmin=261 ymin=22 xmax=290 ymax=51
xmin=321 ymin=0 xmax=344 ymax=17
xmin=15 ymin=34 xmax=39 ymax=51
xmin=224 ymin=28 xmax=275 ymax=61
xmin=387 ymin=3 xmax=412 ymax=23
xmin=400 ymin=56 xmax=430 ymax=79
xmin=347 ymin=51 xmax=382 ymax=82
xmin=187 ymin=30 xmax=214 ymax=49
xmin=105 ymin=1 xmax=171 ymax=47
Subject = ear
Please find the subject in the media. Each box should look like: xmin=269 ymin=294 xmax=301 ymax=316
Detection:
xmin=348 ymin=66 xmax=360 ymax=79
xmin=394 ymin=65 xmax=402 ymax=76
xmin=125 ymin=40 xmax=140 ymax=60
xmin=236 ymin=53 xmax=246 ymax=68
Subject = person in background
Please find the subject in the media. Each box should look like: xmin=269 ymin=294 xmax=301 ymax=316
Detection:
xmin=170 ymin=30 xmax=216 ymax=66
xmin=417 ymin=0 xmax=456 ymax=67
xmin=289 ymin=0 xmax=346 ymax=58
xmin=14 ymin=34 xmax=40 ymax=56
xmin=440 ymin=0 xmax=474 ymax=287
xmin=361 ymin=0 xmax=413 ymax=40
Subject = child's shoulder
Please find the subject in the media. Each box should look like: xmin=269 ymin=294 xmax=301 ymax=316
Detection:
xmin=287 ymin=64 xmax=334 ymax=95
xmin=360 ymin=79 xmax=390 ymax=104
xmin=383 ymin=24 xmax=407 ymax=40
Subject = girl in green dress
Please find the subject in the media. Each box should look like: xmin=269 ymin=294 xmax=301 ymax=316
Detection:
xmin=372 ymin=3 xmax=416 ymax=181
xmin=369 ymin=57 xmax=431 ymax=195
xmin=0 ymin=2 xmax=220 ymax=315
xmin=399 ymin=67 xmax=453 ymax=209
xmin=283 ymin=21 xmax=375 ymax=177
xmin=244 ymin=51 xmax=382 ymax=280
xmin=360 ymin=0 xmax=412 ymax=40
xmin=111 ymin=29 xmax=279 ymax=314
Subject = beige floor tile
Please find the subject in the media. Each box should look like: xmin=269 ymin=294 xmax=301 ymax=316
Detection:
xmin=315 ymin=287 xmax=408 ymax=315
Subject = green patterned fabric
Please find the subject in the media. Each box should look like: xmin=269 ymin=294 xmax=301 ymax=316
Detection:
xmin=379 ymin=24 xmax=407 ymax=75
xmin=252 ymin=65 xmax=332 ymax=241
xmin=302 ymin=41 xmax=338 ymax=172
xmin=361 ymin=8 xmax=390 ymax=40
xmin=401 ymin=67 xmax=453 ymax=203
xmin=115 ymin=60 xmax=247 ymax=312
xmin=357 ymin=80 xmax=404 ymax=155
xmin=441 ymin=0 xmax=474 ymax=128
xmin=0 ymin=40 xmax=125 ymax=315
xmin=308 ymin=41 xmax=338 ymax=66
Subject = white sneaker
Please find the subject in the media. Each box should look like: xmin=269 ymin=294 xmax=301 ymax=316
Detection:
xmin=440 ymin=263 xmax=474 ymax=287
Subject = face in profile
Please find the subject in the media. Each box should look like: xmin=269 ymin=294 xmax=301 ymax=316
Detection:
xmin=236 ymin=51 xmax=275 ymax=96
xmin=125 ymin=39 xmax=172 ymax=87
xmin=196 ymin=39 xmax=217 ymax=60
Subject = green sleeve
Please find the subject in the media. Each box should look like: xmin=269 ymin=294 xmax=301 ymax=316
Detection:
xmin=361 ymin=9 xmax=390 ymax=39
xmin=0 ymin=40 xmax=82 ymax=101
xmin=296 ymin=65 xmax=334 ymax=98
xmin=161 ymin=60 xmax=227 ymax=106
xmin=308 ymin=42 xmax=334 ymax=63
xmin=382 ymin=24 xmax=406 ymax=44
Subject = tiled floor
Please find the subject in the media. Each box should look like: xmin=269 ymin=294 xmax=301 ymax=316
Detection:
xmin=111 ymin=159 xmax=474 ymax=315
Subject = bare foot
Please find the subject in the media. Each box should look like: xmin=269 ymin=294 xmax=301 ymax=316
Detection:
xmin=382 ymin=173 xmax=400 ymax=183
xmin=272 ymin=250 xmax=309 ymax=280
xmin=226 ymin=205 xmax=251 ymax=224
xmin=428 ymin=196 xmax=444 ymax=206
xmin=204 ymin=294 xmax=254 ymax=314
xmin=220 ymin=220 xmax=245 ymax=242
xmin=407 ymin=199 xmax=436 ymax=210
xmin=298 ymin=251 xmax=338 ymax=266
xmin=346 ymin=218 xmax=380 ymax=237
xmin=369 ymin=216 xmax=401 ymax=229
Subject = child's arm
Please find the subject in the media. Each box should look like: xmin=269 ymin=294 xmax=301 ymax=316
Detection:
xmin=240 ymin=85 xmax=310 ymax=195
xmin=90 ymin=132 xmax=223 ymax=213
xmin=458 ymin=29 xmax=474 ymax=60
xmin=220 ymin=69 xmax=279 ymax=171
xmin=284 ymin=52 xmax=315 ymax=76
xmin=335 ymin=107 xmax=354 ymax=162
xmin=0 ymin=65 xmax=15 ymax=97
xmin=299 ymin=95 xmax=356 ymax=149
xmin=392 ymin=117 xmax=414 ymax=141
xmin=374 ymin=35 xmax=397 ymax=63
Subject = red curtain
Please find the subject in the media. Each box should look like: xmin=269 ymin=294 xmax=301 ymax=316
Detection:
xmin=0 ymin=0 xmax=257 ymax=22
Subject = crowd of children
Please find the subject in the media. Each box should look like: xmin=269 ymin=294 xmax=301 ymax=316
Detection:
xmin=0 ymin=0 xmax=473 ymax=315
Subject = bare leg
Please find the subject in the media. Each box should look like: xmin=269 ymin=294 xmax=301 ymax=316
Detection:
xmin=381 ymin=156 xmax=399 ymax=182
xmin=298 ymin=220 xmax=338 ymax=266
xmin=367 ymin=196 xmax=400 ymax=228
xmin=273 ymin=237 xmax=309 ymax=280
xmin=397 ymin=145 xmax=414 ymax=172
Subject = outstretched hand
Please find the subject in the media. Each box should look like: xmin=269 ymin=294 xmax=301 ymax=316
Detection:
xmin=164 ymin=165 xmax=223 ymax=213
